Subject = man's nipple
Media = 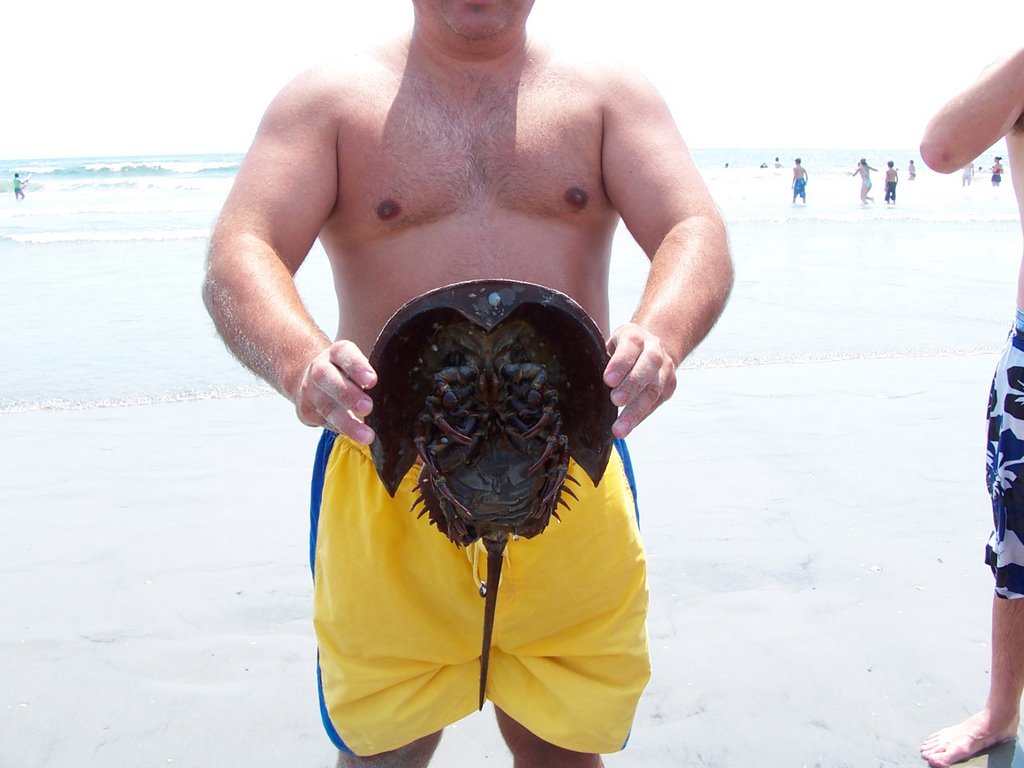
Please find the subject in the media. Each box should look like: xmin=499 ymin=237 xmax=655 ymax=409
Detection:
xmin=564 ymin=186 xmax=589 ymax=210
xmin=376 ymin=198 xmax=401 ymax=221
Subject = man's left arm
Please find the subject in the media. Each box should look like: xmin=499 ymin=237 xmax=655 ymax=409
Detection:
xmin=601 ymin=69 xmax=733 ymax=438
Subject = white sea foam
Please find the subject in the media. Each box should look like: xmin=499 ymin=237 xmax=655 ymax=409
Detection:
xmin=6 ymin=228 xmax=211 ymax=244
xmin=0 ymin=384 xmax=274 ymax=415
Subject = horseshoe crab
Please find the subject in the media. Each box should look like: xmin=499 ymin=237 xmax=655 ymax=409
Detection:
xmin=366 ymin=279 xmax=616 ymax=709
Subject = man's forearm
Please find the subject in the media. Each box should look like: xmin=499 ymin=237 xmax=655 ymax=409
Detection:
xmin=203 ymin=237 xmax=330 ymax=401
xmin=631 ymin=215 xmax=733 ymax=365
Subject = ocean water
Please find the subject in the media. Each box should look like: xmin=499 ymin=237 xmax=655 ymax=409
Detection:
xmin=0 ymin=149 xmax=1020 ymax=413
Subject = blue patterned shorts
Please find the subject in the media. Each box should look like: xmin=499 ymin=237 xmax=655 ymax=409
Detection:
xmin=985 ymin=325 xmax=1024 ymax=598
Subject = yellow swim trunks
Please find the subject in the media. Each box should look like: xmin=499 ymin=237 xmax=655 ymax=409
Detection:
xmin=309 ymin=431 xmax=650 ymax=756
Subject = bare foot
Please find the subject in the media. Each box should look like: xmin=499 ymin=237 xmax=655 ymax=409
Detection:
xmin=920 ymin=709 xmax=1018 ymax=767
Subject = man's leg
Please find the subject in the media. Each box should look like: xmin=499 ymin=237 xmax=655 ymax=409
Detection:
xmin=494 ymin=707 xmax=603 ymax=768
xmin=336 ymin=732 xmax=442 ymax=768
xmin=920 ymin=594 xmax=1024 ymax=766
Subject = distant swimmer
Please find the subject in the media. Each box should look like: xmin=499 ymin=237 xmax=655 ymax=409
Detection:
xmin=962 ymin=163 xmax=975 ymax=186
xmin=12 ymin=172 xmax=28 ymax=201
xmin=908 ymin=159 xmax=917 ymax=180
xmin=884 ymin=161 xmax=899 ymax=205
xmin=853 ymin=158 xmax=878 ymax=203
xmin=992 ymin=155 xmax=1005 ymax=186
xmin=792 ymin=158 xmax=808 ymax=204
xmin=774 ymin=156 xmax=784 ymax=169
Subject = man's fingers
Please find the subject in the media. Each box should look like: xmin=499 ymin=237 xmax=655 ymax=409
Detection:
xmin=604 ymin=332 xmax=642 ymax=390
xmin=308 ymin=354 xmax=373 ymax=417
xmin=604 ymin=323 xmax=678 ymax=437
xmin=329 ymin=340 xmax=378 ymax=389
xmin=322 ymin=404 xmax=376 ymax=445
xmin=294 ymin=342 xmax=378 ymax=444
xmin=612 ymin=368 xmax=676 ymax=438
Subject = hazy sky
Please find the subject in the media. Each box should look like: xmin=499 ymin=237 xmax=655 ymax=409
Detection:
xmin=2 ymin=0 xmax=1021 ymax=160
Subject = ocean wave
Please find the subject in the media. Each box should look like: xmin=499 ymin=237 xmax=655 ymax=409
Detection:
xmin=685 ymin=346 xmax=1000 ymax=369
xmin=5 ymin=228 xmax=211 ymax=244
xmin=11 ymin=156 xmax=241 ymax=178
xmin=0 ymin=383 xmax=274 ymax=415
xmin=724 ymin=212 xmax=1022 ymax=225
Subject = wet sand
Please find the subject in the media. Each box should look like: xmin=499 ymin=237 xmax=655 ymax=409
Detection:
xmin=2 ymin=351 xmax=1022 ymax=766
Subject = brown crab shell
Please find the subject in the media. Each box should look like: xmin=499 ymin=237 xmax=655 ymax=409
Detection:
xmin=366 ymin=279 xmax=616 ymax=496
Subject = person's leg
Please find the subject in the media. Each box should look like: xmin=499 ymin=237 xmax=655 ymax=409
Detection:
xmin=336 ymin=732 xmax=443 ymax=768
xmin=495 ymin=707 xmax=604 ymax=768
xmin=920 ymin=595 xmax=1024 ymax=767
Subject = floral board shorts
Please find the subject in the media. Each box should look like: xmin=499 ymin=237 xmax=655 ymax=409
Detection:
xmin=985 ymin=324 xmax=1024 ymax=599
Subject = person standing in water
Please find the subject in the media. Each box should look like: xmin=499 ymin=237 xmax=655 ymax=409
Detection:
xmin=792 ymin=158 xmax=808 ymax=204
xmin=853 ymin=158 xmax=877 ymax=203
xmin=993 ymin=155 xmax=1005 ymax=186
xmin=918 ymin=47 xmax=1024 ymax=768
xmin=884 ymin=161 xmax=899 ymax=205
xmin=12 ymin=173 xmax=28 ymax=200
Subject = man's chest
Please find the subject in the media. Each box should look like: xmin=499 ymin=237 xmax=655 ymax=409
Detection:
xmin=335 ymin=79 xmax=609 ymax=230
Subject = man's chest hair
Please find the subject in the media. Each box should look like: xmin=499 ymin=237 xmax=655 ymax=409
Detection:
xmin=355 ymin=74 xmax=604 ymax=223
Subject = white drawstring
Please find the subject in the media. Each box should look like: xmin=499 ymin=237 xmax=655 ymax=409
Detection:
xmin=466 ymin=539 xmax=512 ymax=595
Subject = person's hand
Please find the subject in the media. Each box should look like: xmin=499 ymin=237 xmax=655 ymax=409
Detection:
xmin=293 ymin=340 xmax=378 ymax=444
xmin=603 ymin=322 xmax=678 ymax=439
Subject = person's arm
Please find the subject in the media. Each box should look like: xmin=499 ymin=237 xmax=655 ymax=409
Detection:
xmin=203 ymin=67 xmax=378 ymax=443
xmin=921 ymin=47 xmax=1024 ymax=173
xmin=600 ymin=68 xmax=733 ymax=438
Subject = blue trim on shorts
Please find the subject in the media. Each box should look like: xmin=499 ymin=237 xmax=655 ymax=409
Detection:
xmin=613 ymin=437 xmax=640 ymax=523
xmin=308 ymin=430 xmax=352 ymax=752
xmin=308 ymin=430 xmax=639 ymax=753
xmin=309 ymin=429 xmax=338 ymax=578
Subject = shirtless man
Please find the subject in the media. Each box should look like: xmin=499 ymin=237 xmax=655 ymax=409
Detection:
xmin=884 ymin=161 xmax=899 ymax=205
xmin=919 ymin=47 xmax=1024 ymax=768
xmin=792 ymin=158 xmax=808 ymax=204
xmin=202 ymin=2 xmax=733 ymax=766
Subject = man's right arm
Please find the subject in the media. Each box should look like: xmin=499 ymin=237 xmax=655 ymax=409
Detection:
xmin=203 ymin=68 xmax=378 ymax=442
xmin=921 ymin=47 xmax=1024 ymax=173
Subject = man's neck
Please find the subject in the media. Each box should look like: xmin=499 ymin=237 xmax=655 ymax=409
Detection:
xmin=406 ymin=22 xmax=530 ymax=77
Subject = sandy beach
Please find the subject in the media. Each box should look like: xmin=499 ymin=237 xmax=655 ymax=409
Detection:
xmin=3 ymin=146 xmax=1023 ymax=766
xmin=3 ymin=347 xmax=1021 ymax=766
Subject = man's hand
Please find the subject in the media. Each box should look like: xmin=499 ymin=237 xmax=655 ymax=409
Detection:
xmin=293 ymin=340 xmax=378 ymax=444
xmin=603 ymin=322 xmax=678 ymax=439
